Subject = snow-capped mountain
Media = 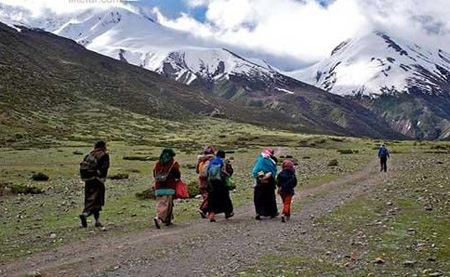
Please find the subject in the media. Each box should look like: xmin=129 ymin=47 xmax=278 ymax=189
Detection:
xmin=290 ymin=31 xmax=450 ymax=97
xmin=155 ymin=48 xmax=294 ymax=90
xmin=0 ymin=4 xmax=287 ymax=88
xmin=0 ymin=4 xmax=211 ymax=70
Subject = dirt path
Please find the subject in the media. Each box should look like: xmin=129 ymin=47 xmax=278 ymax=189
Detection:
xmin=0 ymin=159 xmax=392 ymax=277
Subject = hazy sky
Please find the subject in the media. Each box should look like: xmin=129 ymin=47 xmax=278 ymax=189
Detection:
xmin=1 ymin=0 xmax=449 ymax=70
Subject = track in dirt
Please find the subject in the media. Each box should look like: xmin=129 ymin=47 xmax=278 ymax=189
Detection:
xmin=0 ymin=159 xmax=391 ymax=277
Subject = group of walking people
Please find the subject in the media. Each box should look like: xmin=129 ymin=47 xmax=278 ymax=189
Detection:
xmin=78 ymin=141 xmax=298 ymax=228
xmin=78 ymin=141 xmax=389 ymax=228
xmin=153 ymin=146 xmax=298 ymax=228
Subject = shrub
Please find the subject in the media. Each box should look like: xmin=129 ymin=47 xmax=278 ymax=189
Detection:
xmin=328 ymin=159 xmax=338 ymax=167
xmin=123 ymin=156 xmax=158 ymax=161
xmin=32 ymin=173 xmax=49 ymax=181
xmin=109 ymin=173 xmax=129 ymax=180
xmin=2 ymin=183 xmax=43 ymax=195
xmin=136 ymin=187 xmax=155 ymax=199
xmin=337 ymin=149 xmax=353 ymax=154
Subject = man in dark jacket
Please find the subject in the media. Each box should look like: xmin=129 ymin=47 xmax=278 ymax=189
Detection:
xmin=378 ymin=144 xmax=390 ymax=172
xmin=79 ymin=140 xmax=110 ymax=228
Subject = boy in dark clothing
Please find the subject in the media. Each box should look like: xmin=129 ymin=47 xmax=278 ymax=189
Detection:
xmin=79 ymin=141 xmax=110 ymax=228
xmin=276 ymin=160 xmax=297 ymax=223
xmin=378 ymin=144 xmax=390 ymax=172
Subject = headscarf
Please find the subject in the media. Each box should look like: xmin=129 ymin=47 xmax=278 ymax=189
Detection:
xmin=203 ymin=145 xmax=215 ymax=155
xmin=159 ymin=148 xmax=176 ymax=165
xmin=262 ymin=148 xmax=274 ymax=158
xmin=282 ymin=159 xmax=295 ymax=173
xmin=94 ymin=140 xmax=107 ymax=152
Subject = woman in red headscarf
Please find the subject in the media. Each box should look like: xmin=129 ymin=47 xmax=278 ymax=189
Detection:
xmin=251 ymin=148 xmax=279 ymax=220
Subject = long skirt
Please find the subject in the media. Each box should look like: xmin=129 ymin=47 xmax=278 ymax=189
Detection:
xmin=254 ymin=181 xmax=278 ymax=217
xmin=199 ymin=188 xmax=209 ymax=214
xmin=156 ymin=195 xmax=174 ymax=224
xmin=208 ymin=180 xmax=233 ymax=215
xmin=83 ymin=179 xmax=105 ymax=213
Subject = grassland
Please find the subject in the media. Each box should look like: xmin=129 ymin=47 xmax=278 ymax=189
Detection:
xmin=0 ymin=116 xmax=379 ymax=263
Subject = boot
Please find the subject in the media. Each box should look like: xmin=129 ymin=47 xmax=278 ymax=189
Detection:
xmin=79 ymin=211 xmax=91 ymax=228
xmin=94 ymin=211 xmax=102 ymax=227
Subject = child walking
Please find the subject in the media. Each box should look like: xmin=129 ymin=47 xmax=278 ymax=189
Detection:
xmin=276 ymin=160 xmax=297 ymax=222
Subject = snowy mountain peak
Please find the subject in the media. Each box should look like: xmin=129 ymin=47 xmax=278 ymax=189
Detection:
xmin=156 ymin=48 xmax=280 ymax=85
xmin=291 ymin=31 xmax=450 ymax=97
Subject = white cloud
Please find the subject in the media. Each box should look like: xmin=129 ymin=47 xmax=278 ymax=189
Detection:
xmin=157 ymin=0 xmax=450 ymax=69
xmin=0 ymin=0 xmax=130 ymax=17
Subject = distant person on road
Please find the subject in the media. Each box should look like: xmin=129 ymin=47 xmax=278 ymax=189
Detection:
xmin=207 ymin=150 xmax=234 ymax=222
xmin=276 ymin=160 xmax=297 ymax=223
xmin=378 ymin=144 xmax=390 ymax=172
xmin=79 ymin=140 xmax=110 ymax=228
xmin=196 ymin=146 xmax=215 ymax=219
xmin=153 ymin=148 xmax=181 ymax=229
xmin=251 ymin=148 xmax=278 ymax=220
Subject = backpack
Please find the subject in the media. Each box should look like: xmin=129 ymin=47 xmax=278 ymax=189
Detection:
xmin=198 ymin=160 xmax=210 ymax=179
xmin=208 ymin=163 xmax=223 ymax=182
xmin=379 ymin=147 xmax=388 ymax=158
xmin=80 ymin=151 xmax=103 ymax=181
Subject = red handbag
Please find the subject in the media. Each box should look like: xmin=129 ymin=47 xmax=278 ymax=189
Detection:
xmin=175 ymin=180 xmax=189 ymax=199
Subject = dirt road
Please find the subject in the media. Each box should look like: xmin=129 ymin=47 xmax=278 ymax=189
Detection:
xmin=1 ymin=159 xmax=391 ymax=276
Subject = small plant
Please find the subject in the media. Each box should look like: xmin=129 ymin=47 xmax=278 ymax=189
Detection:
xmin=337 ymin=149 xmax=353 ymax=154
xmin=32 ymin=173 xmax=49 ymax=181
xmin=136 ymin=187 xmax=155 ymax=199
xmin=10 ymin=184 xmax=43 ymax=195
xmin=109 ymin=173 xmax=129 ymax=180
xmin=328 ymin=159 xmax=338 ymax=167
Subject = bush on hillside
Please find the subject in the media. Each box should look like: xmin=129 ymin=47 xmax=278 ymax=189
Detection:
xmin=328 ymin=159 xmax=339 ymax=167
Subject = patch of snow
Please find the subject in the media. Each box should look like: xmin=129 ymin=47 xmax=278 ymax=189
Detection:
xmin=275 ymin=87 xmax=294 ymax=94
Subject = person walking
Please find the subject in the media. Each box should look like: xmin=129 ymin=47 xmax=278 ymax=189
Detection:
xmin=251 ymin=148 xmax=278 ymax=220
xmin=207 ymin=150 xmax=234 ymax=222
xmin=79 ymin=140 xmax=110 ymax=228
xmin=153 ymin=148 xmax=181 ymax=229
xmin=378 ymin=144 xmax=390 ymax=172
xmin=196 ymin=146 xmax=215 ymax=219
xmin=276 ymin=160 xmax=297 ymax=223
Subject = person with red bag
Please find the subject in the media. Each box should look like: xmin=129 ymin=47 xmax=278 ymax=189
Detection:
xmin=152 ymin=148 xmax=181 ymax=229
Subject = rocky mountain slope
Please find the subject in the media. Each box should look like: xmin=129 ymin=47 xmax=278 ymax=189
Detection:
xmin=0 ymin=23 xmax=403 ymax=143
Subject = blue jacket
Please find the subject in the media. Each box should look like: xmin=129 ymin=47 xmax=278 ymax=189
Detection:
xmin=252 ymin=154 xmax=277 ymax=178
xmin=276 ymin=169 xmax=297 ymax=195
